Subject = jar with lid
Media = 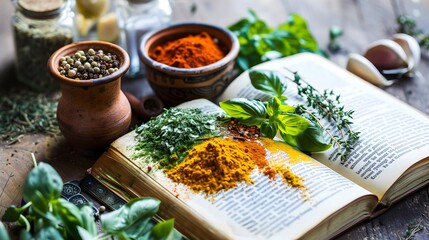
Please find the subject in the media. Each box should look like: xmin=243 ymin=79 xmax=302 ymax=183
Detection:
xmin=116 ymin=0 xmax=172 ymax=78
xmin=12 ymin=0 xmax=74 ymax=92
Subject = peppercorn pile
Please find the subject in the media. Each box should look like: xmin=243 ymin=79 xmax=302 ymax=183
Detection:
xmin=58 ymin=48 xmax=120 ymax=80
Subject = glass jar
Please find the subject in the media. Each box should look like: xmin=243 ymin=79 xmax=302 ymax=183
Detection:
xmin=116 ymin=0 xmax=172 ymax=78
xmin=12 ymin=0 xmax=74 ymax=92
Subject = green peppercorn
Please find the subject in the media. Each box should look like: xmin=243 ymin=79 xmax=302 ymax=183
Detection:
xmin=80 ymin=56 xmax=87 ymax=62
xmin=94 ymin=67 xmax=100 ymax=73
xmin=103 ymin=55 xmax=110 ymax=61
xmin=74 ymin=61 xmax=82 ymax=67
xmin=64 ymin=64 xmax=71 ymax=70
xmin=91 ymin=61 xmax=98 ymax=67
xmin=68 ymin=69 xmax=76 ymax=77
xmin=108 ymin=68 xmax=115 ymax=74
xmin=88 ymin=48 xmax=95 ymax=56
xmin=84 ymin=62 xmax=91 ymax=69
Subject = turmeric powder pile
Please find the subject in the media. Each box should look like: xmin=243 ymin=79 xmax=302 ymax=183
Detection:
xmin=166 ymin=138 xmax=255 ymax=195
xmin=166 ymin=137 xmax=306 ymax=196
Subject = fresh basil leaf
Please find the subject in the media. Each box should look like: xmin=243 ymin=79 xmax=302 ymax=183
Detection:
xmin=278 ymin=13 xmax=319 ymax=52
xmin=0 ymin=221 xmax=10 ymax=240
xmin=261 ymin=121 xmax=278 ymax=139
xmin=2 ymin=206 xmax=24 ymax=222
xmin=267 ymin=97 xmax=280 ymax=117
xmin=219 ymin=98 xmax=266 ymax=121
xmin=77 ymin=226 xmax=96 ymax=240
xmin=280 ymin=121 xmax=331 ymax=152
xmin=278 ymin=104 xmax=295 ymax=113
xmin=151 ymin=219 xmax=177 ymax=240
xmin=34 ymin=226 xmax=64 ymax=240
xmin=249 ymin=70 xmax=287 ymax=97
xmin=101 ymin=198 xmax=160 ymax=234
xmin=20 ymin=230 xmax=32 ymax=240
xmin=123 ymin=218 xmax=153 ymax=239
xmin=79 ymin=205 xmax=97 ymax=237
xmin=24 ymin=162 xmax=63 ymax=204
xmin=276 ymin=113 xmax=310 ymax=136
xmin=53 ymin=199 xmax=86 ymax=240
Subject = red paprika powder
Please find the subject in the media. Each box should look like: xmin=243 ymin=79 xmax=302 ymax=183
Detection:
xmin=149 ymin=32 xmax=225 ymax=68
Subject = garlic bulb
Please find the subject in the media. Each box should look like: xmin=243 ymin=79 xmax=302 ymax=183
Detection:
xmin=347 ymin=34 xmax=420 ymax=86
xmin=346 ymin=53 xmax=394 ymax=87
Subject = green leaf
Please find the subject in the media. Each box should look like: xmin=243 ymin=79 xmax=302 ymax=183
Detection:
xmin=101 ymin=198 xmax=160 ymax=234
xmin=77 ymin=226 xmax=97 ymax=240
xmin=249 ymin=70 xmax=287 ymax=97
xmin=53 ymin=199 xmax=85 ymax=240
xmin=24 ymin=162 xmax=63 ymax=204
xmin=2 ymin=205 xmax=25 ymax=222
xmin=280 ymin=121 xmax=331 ymax=152
xmin=278 ymin=13 xmax=319 ymax=52
xmin=151 ymin=219 xmax=176 ymax=240
xmin=276 ymin=113 xmax=310 ymax=136
xmin=260 ymin=121 xmax=278 ymax=139
xmin=34 ymin=226 xmax=64 ymax=240
xmin=79 ymin=205 xmax=97 ymax=237
xmin=0 ymin=221 xmax=10 ymax=240
xmin=219 ymin=98 xmax=267 ymax=124
xmin=267 ymin=97 xmax=280 ymax=117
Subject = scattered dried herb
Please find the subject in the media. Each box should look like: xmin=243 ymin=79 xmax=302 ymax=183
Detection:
xmin=132 ymin=108 xmax=223 ymax=169
xmin=0 ymin=89 xmax=59 ymax=144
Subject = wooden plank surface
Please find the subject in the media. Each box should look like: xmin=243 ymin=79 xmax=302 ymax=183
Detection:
xmin=1 ymin=0 xmax=429 ymax=239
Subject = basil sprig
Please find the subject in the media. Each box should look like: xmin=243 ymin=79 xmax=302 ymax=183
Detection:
xmin=1 ymin=158 xmax=180 ymax=240
xmin=220 ymin=69 xmax=331 ymax=153
xmin=228 ymin=10 xmax=326 ymax=72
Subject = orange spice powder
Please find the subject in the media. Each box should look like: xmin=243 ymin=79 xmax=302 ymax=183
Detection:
xmin=149 ymin=32 xmax=225 ymax=68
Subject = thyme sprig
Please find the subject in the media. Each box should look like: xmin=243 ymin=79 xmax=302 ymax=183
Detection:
xmin=396 ymin=15 xmax=429 ymax=51
xmin=284 ymin=68 xmax=360 ymax=161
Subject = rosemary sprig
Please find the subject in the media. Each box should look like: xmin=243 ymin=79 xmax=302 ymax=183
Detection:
xmin=0 ymin=89 xmax=59 ymax=144
xmin=284 ymin=68 xmax=360 ymax=161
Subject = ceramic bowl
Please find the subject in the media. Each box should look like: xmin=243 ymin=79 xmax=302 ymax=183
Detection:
xmin=139 ymin=22 xmax=239 ymax=106
xmin=48 ymin=41 xmax=132 ymax=151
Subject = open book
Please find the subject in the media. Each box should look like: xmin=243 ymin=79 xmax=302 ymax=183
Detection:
xmin=90 ymin=53 xmax=429 ymax=239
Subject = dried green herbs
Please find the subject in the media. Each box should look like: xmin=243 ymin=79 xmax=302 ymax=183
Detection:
xmin=13 ymin=13 xmax=73 ymax=92
xmin=132 ymin=108 xmax=222 ymax=169
xmin=0 ymin=89 xmax=59 ymax=144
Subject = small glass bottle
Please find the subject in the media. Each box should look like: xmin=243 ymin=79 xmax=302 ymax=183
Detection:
xmin=12 ymin=0 xmax=74 ymax=92
xmin=116 ymin=0 xmax=172 ymax=78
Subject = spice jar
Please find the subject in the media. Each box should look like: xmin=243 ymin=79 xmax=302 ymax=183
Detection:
xmin=116 ymin=0 xmax=172 ymax=78
xmin=12 ymin=0 xmax=74 ymax=92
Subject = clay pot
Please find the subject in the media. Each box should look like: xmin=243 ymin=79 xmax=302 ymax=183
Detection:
xmin=48 ymin=41 xmax=132 ymax=151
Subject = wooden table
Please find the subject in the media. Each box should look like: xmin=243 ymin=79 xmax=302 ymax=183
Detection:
xmin=1 ymin=0 xmax=429 ymax=239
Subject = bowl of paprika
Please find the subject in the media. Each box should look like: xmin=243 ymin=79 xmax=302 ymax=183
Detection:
xmin=139 ymin=22 xmax=239 ymax=106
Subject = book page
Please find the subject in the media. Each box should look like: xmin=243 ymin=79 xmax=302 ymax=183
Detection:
xmin=110 ymin=131 xmax=376 ymax=240
xmin=220 ymin=53 xmax=429 ymax=199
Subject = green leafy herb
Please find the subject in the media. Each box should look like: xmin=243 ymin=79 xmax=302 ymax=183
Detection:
xmin=228 ymin=10 xmax=326 ymax=72
xmin=220 ymin=69 xmax=359 ymax=161
xmin=396 ymin=15 xmax=429 ymax=50
xmin=0 ymin=89 xmax=59 ymax=144
xmin=133 ymin=108 xmax=222 ymax=169
xmin=286 ymin=68 xmax=360 ymax=160
xmin=328 ymin=25 xmax=343 ymax=52
xmin=1 ymin=154 xmax=180 ymax=240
